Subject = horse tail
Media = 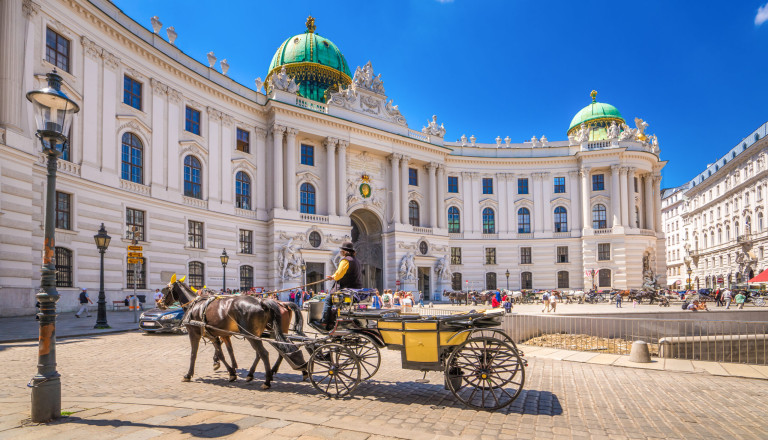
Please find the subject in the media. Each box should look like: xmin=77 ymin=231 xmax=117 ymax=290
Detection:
xmin=283 ymin=301 xmax=306 ymax=336
xmin=262 ymin=299 xmax=295 ymax=352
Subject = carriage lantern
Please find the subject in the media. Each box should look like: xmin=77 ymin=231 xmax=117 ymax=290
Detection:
xmin=220 ymin=249 xmax=229 ymax=291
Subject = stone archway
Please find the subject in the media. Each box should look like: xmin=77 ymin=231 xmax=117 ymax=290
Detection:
xmin=349 ymin=209 xmax=383 ymax=291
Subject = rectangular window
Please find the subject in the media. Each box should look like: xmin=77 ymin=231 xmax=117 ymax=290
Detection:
xmin=185 ymin=106 xmax=200 ymax=135
xmin=300 ymin=144 xmax=314 ymax=166
xmin=125 ymin=208 xmax=145 ymax=241
xmin=409 ymin=168 xmax=418 ymax=186
xmin=451 ymin=247 xmax=462 ymax=265
xmin=554 ymin=177 xmax=566 ymax=193
xmin=482 ymin=178 xmax=493 ymax=194
xmin=485 ymin=272 xmax=497 ymax=290
xmin=236 ymin=128 xmax=250 ymax=153
xmin=557 ymin=271 xmax=569 ymax=289
xmin=187 ymin=220 xmax=204 ymax=249
xmin=598 ymin=243 xmax=611 ymax=261
xmin=127 ymin=258 xmax=146 ymax=289
xmin=592 ymin=174 xmax=605 ymax=191
xmin=46 ymin=28 xmax=70 ymax=72
xmin=55 ymin=247 xmax=73 ymax=287
xmin=55 ymin=191 xmax=71 ymax=230
xmin=520 ymin=247 xmax=532 ymax=265
xmin=557 ymin=246 xmax=569 ymax=263
xmin=518 ymin=178 xmax=529 ymax=194
xmin=485 ymin=248 xmax=496 ymax=265
xmin=239 ymin=229 xmax=253 ymax=254
xmin=448 ymin=176 xmax=459 ymax=193
xmin=123 ymin=76 xmax=142 ymax=110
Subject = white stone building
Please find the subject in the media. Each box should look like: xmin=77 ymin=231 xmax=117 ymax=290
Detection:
xmin=0 ymin=0 xmax=666 ymax=315
xmin=661 ymin=122 xmax=768 ymax=290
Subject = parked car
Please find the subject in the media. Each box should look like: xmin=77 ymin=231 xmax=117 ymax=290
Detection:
xmin=139 ymin=306 xmax=185 ymax=333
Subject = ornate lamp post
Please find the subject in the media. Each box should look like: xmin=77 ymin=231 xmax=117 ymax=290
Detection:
xmin=26 ymin=70 xmax=80 ymax=422
xmin=687 ymin=266 xmax=693 ymax=291
xmin=301 ymin=259 xmax=307 ymax=288
xmin=505 ymin=269 xmax=510 ymax=291
xmin=93 ymin=223 xmax=111 ymax=329
xmin=220 ymin=249 xmax=229 ymax=291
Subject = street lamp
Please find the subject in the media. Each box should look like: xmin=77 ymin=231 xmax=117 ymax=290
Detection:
xmin=220 ymin=249 xmax=229 ymax=292
xmin=505 ymin=269 xmax=510 ymax=291
xmin=93 ymin=223 xmax=111 ymax=329
xmin=687 ymin=266 xmax=693 ymax=291
xmin=301 ymin=259 xmax=307 ymax=288
xmin=27 ymin=70 xmax=80 ymax=423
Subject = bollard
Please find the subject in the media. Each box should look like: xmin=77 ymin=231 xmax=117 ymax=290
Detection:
xmin=629 ymin=340 xmax=652 ymax=363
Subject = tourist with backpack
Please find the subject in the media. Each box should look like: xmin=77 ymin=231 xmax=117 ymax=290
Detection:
xmin=75 ymin=288 xmax=92 ymax=318
xmin=723 ymin=289 xmax=733 ymax=309
xmin=541 ymin=291 xmax=551 ymax=313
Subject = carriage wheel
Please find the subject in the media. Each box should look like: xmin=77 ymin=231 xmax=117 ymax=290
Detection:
xmin=445 ymin=337 xmax=525 ymax=411
xmin=342 ymin=334 xmax=381 ymax=381
xmin=308 ymin=343 xmax=361 ymax=398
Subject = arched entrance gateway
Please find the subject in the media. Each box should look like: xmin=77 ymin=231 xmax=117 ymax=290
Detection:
xmin=349 ymin=209 xmax=384 ymax=292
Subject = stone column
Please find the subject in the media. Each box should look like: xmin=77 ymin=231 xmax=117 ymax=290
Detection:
xmin=101 ymin=51 xmax=121 ymax=174
xmin=81 ymin=37 xmax=102 ymax=170
xmin=533 ymin=173 xmax=544 ymax=233
xmin=255 ymin=128 xmax=267 ymax=211
xmin=506 ymin=173 xmax=516 ymax=233
xmin=610 ymin=165 xmax=621 ymax=228
xmin=627 ymin=167 xmax=637 ymax=228
xmin=644 ymin=173 xmax=653 ymax=230
xmin=388 ymin=153 xmax=401 ymax=225
xmin=427 ymin=162 xmax=438 ymax=228
xmin=462 ymin=172 xmax=474 ymax=231
xmin=653 ymin=173 xmax=662 ymax=232
xmin=437 ymin=166 xmax=446 ymax=229
xmin=471 ymin=173 xmax=481 ymax=231
xmin=337 ymin=140 xmax=348 ymax=216
xmin=580 ymin=167 xmax=591 ymax=230
xmin=619 ymin=167 xmax=629 ymax=226
xmin=166 ymin=89 xmax=182 ymax=191
xmin=0 ymin=0 xmax=24 ymax=131
xmin=325 ymin=137 xmax=338 ymax=216
xmin=285 ymin=128 xmax=298 ymax=211
xmin=542 ymin=172 xmax=552 ymax=233
xmin=207 ymin=108 xmax=222 ymax=203
xmin=149 ymin=79 xmax=167 ymax=188
xmin=498 ymin=173 xmax=508 ymax=233
xmin=400 ymin=155 xmax=410 ymax=225
xmin=220 ymin=115 xmax=233 ymax=205
xmin=569 ymin=170 xmax=581 ymax=231
xmin=272 ymin=125 xmax=286 ymax=210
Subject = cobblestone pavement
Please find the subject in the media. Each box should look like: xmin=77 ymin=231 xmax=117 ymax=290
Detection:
xmin=1 ymin=332 xmax=767 ymax=439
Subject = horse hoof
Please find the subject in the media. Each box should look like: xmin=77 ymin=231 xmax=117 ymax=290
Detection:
xmin=182 ymin=376 xmax=191 ymax=382
xmin=246 ymin=375 xmax=254 ymax=382
xmin=213 ymin=362 xmax=220 ymax=371
xmin=261 ymin=383 xmax=271 ymax=390
xmin=229 ymin=375 xmax=237 ymax=382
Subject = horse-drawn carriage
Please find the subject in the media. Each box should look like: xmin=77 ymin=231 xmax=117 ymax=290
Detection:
xmin=159 ymin=277 xmax=527 ymax=411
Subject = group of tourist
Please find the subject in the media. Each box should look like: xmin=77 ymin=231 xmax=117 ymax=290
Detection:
xmin=377 ymin=290 xmax=418 ymax=311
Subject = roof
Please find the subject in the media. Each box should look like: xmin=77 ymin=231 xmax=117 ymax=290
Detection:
xmin=267 ymin=17 xmax=351 ymax=78
xmin=567 ymin=90 xmax=625 ymax=134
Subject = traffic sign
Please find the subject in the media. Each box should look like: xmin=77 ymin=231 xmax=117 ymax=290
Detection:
xmin=395 ymin=280 xmax=400 ymax=285
xmin=127 ymin=252 xmax=143 ymax=258
xmin=127 ymin=258 xmax=142 ymax=264
xmin=127 ymin=245 xmax=143 ymax=251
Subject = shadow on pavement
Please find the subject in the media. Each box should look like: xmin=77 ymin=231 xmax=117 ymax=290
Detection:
xmin=56 ymin=416 xmax=239 ymax=438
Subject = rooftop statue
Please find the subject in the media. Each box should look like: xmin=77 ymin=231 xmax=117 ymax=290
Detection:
xmin=352 ymin=61 xmax=385 ymax=95
xmin=270 ymin=66 xmax=300 ymax=94
xmin=607 ymin=121 xmax=620 ymax=139
xmin=422 ymin=115 xmax=446 ymax=137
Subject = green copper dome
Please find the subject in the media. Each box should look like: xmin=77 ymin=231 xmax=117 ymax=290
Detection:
xmin=567 ymin=91 xmax=626 ymax=140
xmin=266 ymin=16 xmax=352 ymax=102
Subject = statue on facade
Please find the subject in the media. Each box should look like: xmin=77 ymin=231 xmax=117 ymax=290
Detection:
xmin=634 ymin=117 xmax=649 ymax=141
xmin=270 ymin=66 xmax=300 ymax=94
xmin=575 ymin=123 xmax=590 ymax=143
xmin=435 ymin=255 xmax=452 ymax=281
xmin=422 ymin=115 xmax=446 ymax=137
xmin=607 ymin=121 xmax=620 ymax=139
xmin=618 ymin=122 xmax=634 ymax=141
xmin=371 ymin=73 xmax=385 ymax=95
xmin=278 ymin=238 xmax=303 ymax=280
xmin=399 ymin=252 xmax=417 ymax=281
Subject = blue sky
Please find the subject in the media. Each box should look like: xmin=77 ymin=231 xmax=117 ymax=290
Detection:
xmin=113 ymin=0 xmax=768 ymax=189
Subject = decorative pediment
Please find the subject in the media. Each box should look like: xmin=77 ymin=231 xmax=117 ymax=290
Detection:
xmin=116 ymin=115 xmax=151 ymax=137
xmin=409 ymin=190 xmax=425 ymax=202
xmin=327 ymin=61 xmax=407 ymax=127
xmin=478 ymin=198 xmax=499 ymax=209
xmin=179 ymin=140 xmax=207 ymax=162
xmin=297 ymin=170 xmax=321 ymax=185
xmin=590 ymin=194 xmax=610 ymax=206
xmin=444 ymin=196 xmax=463 ymax=207
xmin=550 ymin=196 xmax=571 ymax=207
xmin=232 ymin=158 xmax=256 ymax=176
xmin=514 ymin=198 xmax=534 ymax=209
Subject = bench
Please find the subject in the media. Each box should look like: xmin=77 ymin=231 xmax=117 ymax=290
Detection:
xmin=112 ymin=301 xmax=127 ymax=311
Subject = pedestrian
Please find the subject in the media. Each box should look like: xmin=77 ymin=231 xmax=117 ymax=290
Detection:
xmin=723 ymin=289 xmax=732 ymax=309
xmin=75 ymin=288 xmax=92 ymax=318
xmin=615 ymin=293 xmax=622 ymax=308
xmin=714 ymin=288 xmax=722 ymax=307
xmin=735 ymin=291 xmax=746 ymax=309
xmin=402 ymin=293 xmax=413 ymax=312
xmin=550 ymin=292 xmax=558 ymax=313
xmin=153 ymin=288 xmax=163 ymax=304
xmin=491 ymin=295 xmax=500 ymax=308
xmin=541 ymin=291 xmax=551 ymax=313
xmin=371 ymin=290 xmax=382 ymax=309
xmin=382 ymin=289 xmax=392 ymax=308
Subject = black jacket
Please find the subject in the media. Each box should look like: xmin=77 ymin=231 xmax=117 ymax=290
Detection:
xmin=339 ymin=255 xmax=362 ymax=289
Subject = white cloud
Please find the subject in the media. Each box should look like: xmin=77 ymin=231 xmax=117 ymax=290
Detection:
xmin=756 ymin=2 xmax=768 ymax=26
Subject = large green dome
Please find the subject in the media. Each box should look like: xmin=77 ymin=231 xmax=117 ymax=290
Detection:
xmin=567 ymin=91 xmax=626 ymax=140
xmin=266 ymin=16 xmax=352 ymax=102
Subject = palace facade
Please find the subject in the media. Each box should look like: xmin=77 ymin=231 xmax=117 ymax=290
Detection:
xmin=0 ymin=0 xmax=666 ymax=315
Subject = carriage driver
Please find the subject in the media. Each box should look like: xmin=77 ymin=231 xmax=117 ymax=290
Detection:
xmin=321 ymin=242 xmax=362 ymax=328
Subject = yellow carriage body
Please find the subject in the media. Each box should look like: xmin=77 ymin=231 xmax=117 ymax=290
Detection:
xmin=377 ymin=319 xmax=470 ymax=369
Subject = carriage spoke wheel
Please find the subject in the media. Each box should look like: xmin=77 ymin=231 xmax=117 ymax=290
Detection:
xmin=308 ymin=343 xmax=361 ymax=398
xmin=445 ymin=337 xmax=525 ymax=411
xmin=342 ymin=334 xmax=381 ymax=381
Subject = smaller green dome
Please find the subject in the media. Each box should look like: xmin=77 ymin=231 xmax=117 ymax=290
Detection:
xmin=568 ymin=90 xmax=625 ymax=134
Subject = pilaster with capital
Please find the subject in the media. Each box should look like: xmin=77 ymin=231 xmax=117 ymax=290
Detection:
xmin=285 ymin=128 xmax=299 ymax=211
xmin=325 ymin=137 xmax=339 ymax=216
xmin=643 ymin=173 xmax=653 ymax=230
xmin=272 ymin=125 xmax=286 ymax=210
xmin=149 ymin=79 xmax=168 ymax=189
xmin=610 ymin=165 xmax=621 ymax=228
xmin=567 ymin=170 xmax=581 ymax=231
xmin=627 ymin=167 xmax=637 ymax=228
xmin=388 ymin=153 xmax=402 ymax=225
xmin=436 ymin=165 xmax=446 ymax=229
xmin=619 ymin=166 xmax=629 ymax=226
xmin=255 ymin=127 xmax=267 ymax=211
xmin=100 ymin=49 xmax=120 ymax=173
xmin=400 ymin=155 xmax=410 ymax=225
xmin=427 ymin=162 xmax=438 ymax=228
xmin=337 ymin=140 xmax=348 ymax=216
xmin=580 ymin=167 xmax=591 ymax=230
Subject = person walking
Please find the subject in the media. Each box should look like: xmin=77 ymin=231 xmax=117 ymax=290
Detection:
xmin=153 ymin=288 xmax=163 ymax=304
xmin=550 ymin=292 xmax=558 ymax=313
xmin=615 ymin=292 xmax=622 ymax=308
xmin=75 ymin=288 xmax=92 ymax=318
xmin=735 ymin=291 xmax=746 ymax=309
xmin=382 ymin=289 xmax=392 ymax=308
xmin=723 ymin=288 xmax=733 ymax=309
xmin=541 ymin=291 xmax=551 ymax=313
xmin=714 ymin=288 xmax=722 ymax=307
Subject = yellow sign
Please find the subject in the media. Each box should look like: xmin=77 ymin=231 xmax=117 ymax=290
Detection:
xmin=127 ymin=252 xmax=143 ymax=258
xmin=127 ymin=245 xmax=143 ymax=251
xmin=127 ymin=258 xmax=142 ymax=264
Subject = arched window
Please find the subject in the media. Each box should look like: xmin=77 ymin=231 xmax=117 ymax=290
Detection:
xmin=240 ymin=265 xmax=253 ymax=291
xmin=451 ymin=272 xmax=462 ymax=291
xmin=517 ymin=207 xmax=531 ymax=233
xmin=121 ymin=132 xmax=143 ymax=184
xmin=521 ymin=271 xmax=532 ymax=290
xmin=746 ymin=216 xmax=752 ymax=234
xmin=592 ymin=204 xmax=607 ymax=229
xmin=557 ymin=271 xmax=569 ymax=289
xmin=485 ymin=272 xmax=497 ymax=290
xmin=235 ymin=171 xmax=251 ymax=210
xmin=300 ymin=183 xmax=316 ymax=214
xmin=717 ymin=228 xmax=722 ymax=244
xmin=635 ymin=207 xmax=640 ymax=228
xmin=448 ymin=206 xmax=461 ymax=233
xmin=55 ymin=247 xmax=73 ymax=287
xmin=482 ymin=208 xmax=495 ymax=234
xmin=188 ymin=261 xmax=205 ymax=288
xmin=710 ymin=231 xmax=715 ymax=247
xmin=703 ymin=233 xmax=708 ymax=248
xmin=554 ymin=206 xmax=568 ymax=232
xmin=759 ymin=212 xmax=764 ymax=232
xmin=409 ymin=200 xmax=420 ymax=226
xmin=694 ymin=236 xmax=699 ymax=250
xmin=726 ymin=225 xmax=731 ymax=241
xmin=183 ymin=155 xmax=202 ymax=199
xmin=598 ymin=269 xmax=611 ymax=288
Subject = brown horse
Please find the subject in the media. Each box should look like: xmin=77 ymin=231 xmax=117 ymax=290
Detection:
xmin=158 ymin=274 xmax=291 ymax=389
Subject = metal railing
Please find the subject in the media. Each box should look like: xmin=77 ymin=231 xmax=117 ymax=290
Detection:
xmin=417 ymin=307 xmax=461 ymax=317
xmin=502 ymin=314 xmax=768 ymax=365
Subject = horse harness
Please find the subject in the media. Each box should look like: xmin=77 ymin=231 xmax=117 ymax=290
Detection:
xmin=181 ymin=295 xmax=222 ymax=339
